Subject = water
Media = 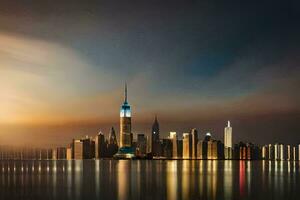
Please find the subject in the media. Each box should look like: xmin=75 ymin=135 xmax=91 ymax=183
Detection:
xmin=0 ymin=160 xmax=299 ymax=200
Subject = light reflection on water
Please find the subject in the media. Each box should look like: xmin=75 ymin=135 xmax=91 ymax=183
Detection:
xmin=0 ymin=160 xmax=299 ymax=200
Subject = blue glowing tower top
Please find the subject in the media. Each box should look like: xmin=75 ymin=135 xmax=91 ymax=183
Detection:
xmin=120 ymin=83 xmax=131 ymax=117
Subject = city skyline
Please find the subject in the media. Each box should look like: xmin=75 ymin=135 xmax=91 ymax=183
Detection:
xmin=0 ymin=1 xmax=299 ymax=147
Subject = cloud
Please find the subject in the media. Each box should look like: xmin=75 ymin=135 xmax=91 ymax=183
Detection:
xmin=0 ymin=32 xmax=117 ymax=124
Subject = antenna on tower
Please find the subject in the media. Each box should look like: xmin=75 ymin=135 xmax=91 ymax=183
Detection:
xmin=124 ymin=82 xmax=127 ymax=103
xmin=228 ymin=121 xmax=231 ymax=127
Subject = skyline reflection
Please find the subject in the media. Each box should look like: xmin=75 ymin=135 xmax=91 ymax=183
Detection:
xmin=0 ymin=160 xmax=298 ymax=200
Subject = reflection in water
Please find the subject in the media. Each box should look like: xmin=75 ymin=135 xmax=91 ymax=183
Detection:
xmin=118 ymin=160 xmax=129 ymax=200
xmin=74 ymin=160 xmax=82 ymax=199
xmin=95 ymin=160 xmax=100 ymax=198
xmin=247 ymin=161 xmax=251 ymax=196
xmin=224 ymin=160 xmax=232 ymax=200
xmin=199 ymin=160 xmax=204 ymax=196
xmin=0 ymin=160 xmax=298 ymax=200
xmin=182 ymin=160 xmax=190 ymax=200
xmin=167 ymin=161 xmax=177 ymax=200
xmin=239 ymin=161 xmax=246 ymax=198
xmin=207 ymin=160 xmax=218 ymax=200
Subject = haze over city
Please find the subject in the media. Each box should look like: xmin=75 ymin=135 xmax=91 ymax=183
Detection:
xmin=0 ymin=1 xmax=299 ymax=147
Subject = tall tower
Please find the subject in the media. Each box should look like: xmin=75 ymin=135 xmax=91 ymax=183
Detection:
xmin=191 ymin=128 xmax=198 ymax=158
xmin=108 ymin=127 xmax=118 ymax=145
xmin=224 ymin=121 xmax=232 ymax=159
xmin=151 ymin=115 xmax=160 ymax=156
xmin=120 ymin=83 xmax=132 ymax=148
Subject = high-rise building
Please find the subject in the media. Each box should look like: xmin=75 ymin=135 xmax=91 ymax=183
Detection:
xmin=107 ymin=127 xmax=118 ymax=157
xmin=95 ymin=132 xmax=106 ymax=159
xmin=162 ymin=138 xmax=172 ymax=158
xmin=279 ymin=144 xmax=284 ymax=160
xmin=197 ymin=140 xmax=207 ymax=159
xmin=151 ymin=115 xmax=160 ymax=156
xmin=224 ymin=121 xmax=233 ymax=159
xmin=206 ymin=135 xmax=224 ymax=160
xmin=182 ymin=133 xmax=192 ymax=159
xmin=120 ymin=83 xmax=132 ymax=148
xmin=136 ymin=134 xmax=147 ymax=156
xmin=73 ymin=139 xmax=83 ymax=160
xmin=274 ymin=143 xmax=279 ymax=160
xmin=52 ymin=149 xmax=57 ymax=160
xmin=204 ymin=132 xmax=212 ymax=142
xmin=146 ymin=135 xmax=151 ymax=154
xmin=286 ymin=145 xmax=291 ymax=160
xmin=298 ymin=144 xmax=300 ymax=161
xmin=191 ymin=128 xmax=198 ymax=158
xmin=57 ymin=147 xmax=67 ymax=159
xmin=292 ymin=146 xmax=296 ymax=161
xmin=66 ymin=147 xmax=72 ymax=160
xmin=170 ymin=132 xmax=179 ymax=158
xmin=108 ymin=127 xmax=118 ymax=146
xmin=268 ymin=144 xmax=274 ymax=160
xmin=82 ymin=136 xmax=95 ymax=159
xmin=262 ymin=145 xmax=268 ymax=160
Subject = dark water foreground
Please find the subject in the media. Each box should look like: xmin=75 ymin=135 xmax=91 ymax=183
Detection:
xmin=0 ymin=160 xmax=299 ymax=200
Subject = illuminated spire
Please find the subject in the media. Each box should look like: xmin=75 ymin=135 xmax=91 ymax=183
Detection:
xmin=228 ymin=121 xmax=231 ymax=127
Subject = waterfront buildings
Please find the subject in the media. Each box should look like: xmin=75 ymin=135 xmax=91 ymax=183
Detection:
xmin=1 ymin=86 xmax=299 ymax=161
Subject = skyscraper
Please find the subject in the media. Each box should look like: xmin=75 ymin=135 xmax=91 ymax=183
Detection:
xmin=82 ymin=136 xmax=95 ymax=159
xmin=120 ymin=83 xmax=132 ymax=148
xmin=197 ymin=140 xmax=207 ymax=159
xmin=107 ymin=127 xmax=118 ymax=157
xmin=299 ymin=144 xmax=300 ymax=161
xmin=170 ymin=132 xmax=179 ymax=158
xmin=151 ymin=115 xmax=161 ymax=156
xmin=66 ymin=147 xmax=72 ymax=160
xmin=95 ymin=132 xmax=106 ymax=159
xmin=73 ymin=139 xmax=83 ymax=160
xmin=182 ymin=133 xmax=192 ymax=159
xmin=136 ymin=134 xmax=147 ymax=156
xmin=108 ymin=127 xmax=118 ymax=146
xmin=191 ymin=128 xmax=198 ymax=158
xmin=224 ymin=121 xmax=233 ymax=159
xmin=287 ymin=145 xmax=291 ymax=160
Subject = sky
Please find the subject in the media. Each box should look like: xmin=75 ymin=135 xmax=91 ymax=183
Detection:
xmin=0 ymin=0 xmax=299 ymax=147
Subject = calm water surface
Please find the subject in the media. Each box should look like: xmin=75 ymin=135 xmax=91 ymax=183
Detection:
xmin=0 ymin=160 xmax=299 ymax=200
